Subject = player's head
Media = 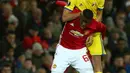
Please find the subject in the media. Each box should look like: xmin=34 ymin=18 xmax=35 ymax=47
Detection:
xmin=80 ymin=9 xmax=93 ymax=24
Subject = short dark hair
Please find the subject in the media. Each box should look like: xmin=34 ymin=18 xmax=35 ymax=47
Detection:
xmin=83 ymin=9 xmax=93 ymax=19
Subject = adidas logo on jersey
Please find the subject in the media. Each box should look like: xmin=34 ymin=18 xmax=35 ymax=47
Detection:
xmin=92 ymin=2 xmax=96 ymax=6
xmin=79 ymin=3 xmax=83 ymax=6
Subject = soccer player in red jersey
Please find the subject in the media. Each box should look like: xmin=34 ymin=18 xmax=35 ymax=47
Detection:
xmin=61 ymin=0 xmax=105 ymax=72
xmin=51 ymin=9 xmax=106 ymax=73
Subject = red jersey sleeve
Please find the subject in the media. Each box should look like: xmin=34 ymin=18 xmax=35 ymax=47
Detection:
xmin=96 ymin=22 xmax=106 ymax=40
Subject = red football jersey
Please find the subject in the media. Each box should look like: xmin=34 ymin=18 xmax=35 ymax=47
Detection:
xmin=59 ymin=18 xmax=106 ymax=50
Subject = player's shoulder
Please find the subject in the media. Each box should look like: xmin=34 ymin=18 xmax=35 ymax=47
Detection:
xmin=91 ymin=19 xmax=105 ymax=27
xmin=92 ymin=19 xmax=104 ymax=25
xmin=91 ymin=19 xmax=98 ymax=24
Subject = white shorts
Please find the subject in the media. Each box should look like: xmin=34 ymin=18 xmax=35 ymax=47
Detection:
xmin=51 ymin=44 xmax=94 ymax=73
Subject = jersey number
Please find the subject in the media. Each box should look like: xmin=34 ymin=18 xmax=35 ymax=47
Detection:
xmin=82 ymin=55 xmax=89 ymax=62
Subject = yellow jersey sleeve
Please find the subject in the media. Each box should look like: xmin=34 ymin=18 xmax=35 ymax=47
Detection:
xmin=64 ymin=0 xmax=76 ymax=11
xmin=87 ymin=32 xmax=106 ymax=55
xmin=97 ymin=0 xmax=105 ymax=10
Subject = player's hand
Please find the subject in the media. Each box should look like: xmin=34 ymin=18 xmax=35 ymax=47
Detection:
xmin=86 ymin=34 xmax=93 ymax=47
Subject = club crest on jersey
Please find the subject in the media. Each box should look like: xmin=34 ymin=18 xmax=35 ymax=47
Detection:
xmin=70 ymin=30 xmax=84 ymax=37
xmin=52 ymin=64 xmax=57 ymax=69
xmin=79 ymin=3 xmax=83 ymax=6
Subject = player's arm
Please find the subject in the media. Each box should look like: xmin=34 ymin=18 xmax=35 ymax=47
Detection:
xmin=92 ymin=1 xmax=105 ymax=73
xmin=96 ymin=0 xmax=105 ymax=22
xmin=92 ymin=55 xmax=102 ymax=73
xmin=92 ymin=24 xmax=106 ymax=73
xmin=62 ymin=9 xmax=80 ymax=22
xmin=62 ymin=0 xmax=80 ymax=22
xmin=96 ymin=10 xmax=103 ymax=22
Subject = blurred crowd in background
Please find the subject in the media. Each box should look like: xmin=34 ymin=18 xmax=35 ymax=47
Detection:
xmin=0 ymin=0 xmax=130 ymax=73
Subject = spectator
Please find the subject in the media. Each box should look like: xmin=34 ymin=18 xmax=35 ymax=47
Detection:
xmin=1 ymin=3 xmax=18 ymax=37
xmin=23 ymin=26 xmax=41 ymax=50
xmin=2 ymin=47 xmax=15 ymax=65
xmin=125 ymin=0 xmax=130 ymax=46
xmin=41 ymin=28 xmax=52 ymax=50
xmin=27 ymin=0 xmax=44 ymax=35
xmin=104 ymin=17 xmax=115 ymax=36
xmin=30 ymin=0 xmax=38 ymax=12
xmin=41 ymin=53 xmax=53 ymax=73
xmin=31 ymin=42 xmax=53 ymax=72
xmin=50 ymin=12 xmax=62 ymax=40
xmin=13 ymin=0 xmax=29 ymax=40
xmin=10 ymin=0 xmax=18 ymax=8
xmin=15 ymin=58 xmax=36 ymax=73
xmin=125 ymin=0 xmax=130 ymax=24
xmin=0 ymin=30 xmax=24 ymax=58
xmin=40 ymin=0 xmax=57 ymax=23
xmin=31 ymin=42 xmax=44 ymax=69
xmin=124 ymin=52 xmax=130 ymax=73
xmin=110 ymin=56 xmax=124 ymax=73
xmin=115 ymin=11 xmax=128 ymax=42
xmin=15 ymin=54 xmax=26 ymax=68
xmin=1 ymin=64 xmax=12 ymax=73
xmin=112 ymin=38 xmax=129 ymax=59
xmin=108 ymin=28 xmax=120 ymax=51
xmin=103 ymin=0 xmax=115 ymax=22
xmin=113 ymin=0 xmax=126 ymax=11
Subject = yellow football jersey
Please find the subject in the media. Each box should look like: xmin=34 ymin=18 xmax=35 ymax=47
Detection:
xmin=65 ymin=0 xmax=105 ymax=19
xmin=87 ymin=32 xmax=106 ymax=55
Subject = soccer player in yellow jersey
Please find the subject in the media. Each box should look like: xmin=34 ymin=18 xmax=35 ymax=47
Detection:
xmin=62 ymin=0 xmax=106 ymax=73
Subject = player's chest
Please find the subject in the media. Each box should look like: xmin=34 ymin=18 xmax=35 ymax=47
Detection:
xmin=67 ymin=23 xmax=95 ymax=38
xmin=66 ymin=22 xmax=84 ymax=36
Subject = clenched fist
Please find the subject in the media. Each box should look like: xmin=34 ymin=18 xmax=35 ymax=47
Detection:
xmin=86 ymin=34 xmax=93 ymax=47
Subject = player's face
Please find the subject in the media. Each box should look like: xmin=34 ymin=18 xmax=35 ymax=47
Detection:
xmin=80 ymin=13 xmax=92 ymax=28
xmin=80 ymin=13 xmax=92 ymax=23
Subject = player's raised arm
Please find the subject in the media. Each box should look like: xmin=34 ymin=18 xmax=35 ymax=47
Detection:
xmin=62 ymin=0 xmax=81 ymax=22
xmin=96 ymin=0 xmax=105 ymax=22
xmin=62 ymin=9 xmax=80 ymax=22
